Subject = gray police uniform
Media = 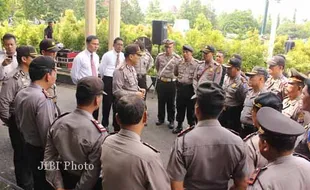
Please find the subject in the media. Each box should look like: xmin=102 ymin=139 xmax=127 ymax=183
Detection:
xmin=265 ymin=75 xmax=288 ymax=100
xmin=155 ymin=52 xmax=181 ymax=123
xmin=45 ymin=109 xmax=108 ymax=190
xmin=167 ymin=119 xmax=247 ymax=190
xmin=134 ymin=50 xmax=153 ymax=95
xmin=175 ymin=58 xmax=199 ymax=126
xmin=0 ymin=69 xmax=32 ymax=189
xmin=282 ymin=96 xmax=310 ymax=126
xmin=193 ymin=60 xmax=222 ymax=91
xmin=100 ymin=129 xmax=170 ymax=190
xmin=294 ymin=123 xmax=310 ymax=160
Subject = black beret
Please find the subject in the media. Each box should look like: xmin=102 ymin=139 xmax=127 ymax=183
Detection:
xmin=182 ymin=45 xmax=194 ymax=53
xmin=76 ymin=76 xmax=107 ymax=99
xmin=124 ymin=44 xmax=143 ymax=57
xmin=39 ymin=39 xmax=60 ymax=53
xmin=253 ymin=92 xmax=283 ymax=112
xmin=201 ymin=45 xmax=215 ymax=54
xmin=191 ymin=81 xmax=225 ymax=106
xmin=223 ymin=58 xmax=242 ymax=69
xmin=16 ymin=45 xmax=38 ymax=59
xmin=257 ymin=107 xmax=305 ymax=136
xmin=30 ymin=56 xmax=56 ymax=70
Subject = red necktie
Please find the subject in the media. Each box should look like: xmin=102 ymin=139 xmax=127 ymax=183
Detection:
xmin=90 ymin=54 xmax=97 ymax=77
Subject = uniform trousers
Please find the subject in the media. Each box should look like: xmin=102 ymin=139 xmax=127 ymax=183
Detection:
xmin=8 ymin=116 xmax=33 ymax=190
xmin=176 ymin=82 xmax=195 ymax=126
xmin=25 ymin=143 xmax=53 ymax=190
xmin=112 ymin=96 xmax=120 ymax=132
xmin=137 ymin=74 xmax=147 ymax=100
xmin=60 ymin=169 xmax=102 ymax=190
xmin=219 ymin=105 xmax=243 ymax=135
xmin=102 ymin=76 xmax=113 ymax=127
xmin=156 ymin=80 xmax=176 ymax=123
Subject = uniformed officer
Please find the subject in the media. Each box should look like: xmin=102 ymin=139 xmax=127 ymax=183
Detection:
xmin=112 ymin=44 xmax=146 ymax=132
xmin=100 ymin=95 xmax=170 ymax=190
xmin=0 ymin=45 xmax=37 ymax=190
xmin=265 ymin=55 xmax=288 ymax=100
xmin=240 ymin=66 xmax=268 ymax=138
xmin=247 ymin=107 xmax=310 ymax=190
xmin=155 ymin=39 xmax=181 ymax=129
xmin=219 ymin=57 xmax=248 ymax=134
xmin=193 ymin=45 xmax=222 ymax=91
xmin=167 ymin=81 xmax=247 ymax=190
xmin=133 ymin=40 xmax=154 ymax=100
xmin=44 ymin=76 xmax=108 ymax=190
xmin=282 ymin=68 xmax=310 ymax=125
xmin=14 ymin=56 xmax=58 ymax=190
xmin=172 ymin=45 xmax=199 ymax=134
xmin=244 ymin=92 xmax=283 ymax=176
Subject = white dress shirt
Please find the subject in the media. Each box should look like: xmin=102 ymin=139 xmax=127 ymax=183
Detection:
xmin=70 ymin=49 xmax=99 ymax=84
xmin=99 ymin=50 xmax=125 ymax=77
xmin=0 ymin=52 xmax=18 ymax=81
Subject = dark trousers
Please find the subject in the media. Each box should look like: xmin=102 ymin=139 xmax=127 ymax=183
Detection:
xmin=61 ymin=169 xmax=102 ymax=190
xmin=25 ymin=143 xmax=53 ymax=190
xmin=156 ymin=80 xmax=176 ymax=122
xmin=219 ymin=105 xmax=243 ymax=135
xmin=8 ymin=116 xmax=33 ymax=190
xmin=137 ymin=74 xmax=147 ymax=100
xmin=176 ymin=83 xmax=195 ymax=126
xmin=112 ymin=96 xmax=120 ymax=132
xmin=102 ymin=76 xmax=113 ymax=127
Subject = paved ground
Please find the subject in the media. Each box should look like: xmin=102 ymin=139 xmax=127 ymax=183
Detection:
xmin=0 ymin=81 xmax=178 ymax=184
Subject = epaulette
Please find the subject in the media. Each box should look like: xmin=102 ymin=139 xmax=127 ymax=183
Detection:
xmin=177 ymin=125 xmax=195 ymax=137
xmin=91 ymin=120 xmax=107 ymax=133
xmin=248 ymin=166 xmax=268 ymax=185
xmin=198 ymin=60 xmax=204 ymax=64
xmin=13 ymin=71 xmax=21 ymax=80
xmin=142 ymin=141 xmax=160 ymax=153
xmin=243 ymin=132 xmax=258 ymax=141
xmin=157 ymin=52 xmax=165 ymax=57
xmin=118 ymin=63 xmax=126 ymax=71
xmin=293 ymin=152 xmax=310 ymax=162
xmin=193 ymin=58 xmax=200 ymax=64
xmin=173 ymin=53 xmax=181 ymax=59
xmin=51 ymin=112 xmax=70 ymax=126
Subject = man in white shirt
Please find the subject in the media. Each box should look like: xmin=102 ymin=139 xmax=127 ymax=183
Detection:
xmin=0 ymin=33 xmax=18 ymax=81
xmin=99 ymin=37 xmax=125 ymax=128
xmin=71 ymin=35 xmax=100 ymax=119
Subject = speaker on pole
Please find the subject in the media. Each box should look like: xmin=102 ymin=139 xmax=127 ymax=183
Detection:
xmin=152 ymin=20 xmax=167 ymax=45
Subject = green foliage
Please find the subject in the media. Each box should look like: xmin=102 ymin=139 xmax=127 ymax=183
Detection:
xmin=0 ymin=0 xmax=11 ymax=21
xmin=277 ymin=20 xmax=310 ymax=39
xmin=144 ymin=0 xmax=175 ymax=24
xmin=121 ymin=0 xmax=144 ymax=25
xmin=273 ymin=35 xmax=287 ymax=55
xmin=286 ymin=39 xmax=310 ymax=73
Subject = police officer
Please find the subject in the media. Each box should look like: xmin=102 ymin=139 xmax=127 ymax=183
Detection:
xmin=44 ymin=76 xmax=108 ymax=190
xmin=244 ymin=92 xmax=283 ymax=176
xmin=247 ymin=107 xmax=310 ymax=189
xmin=282 ymin=68 xmax=310 ymax=125
xmin=172 ymin=45 xmax=199 ymax=134
xmin=14 ymin=56 xmax=58 ymax=190
xmin=219 ymin=57 xmax=248 ymax=134
xmin=265 ymin=55 xmax=288 ymax=100
xmin=112 ymin=44 xmax=145 ymax=132
xmin=155 ymin=39 xmax=181 ymax=129
xmin=193 ymin=45 xmax=222 ymax=92
xmin=100 ymin=95 xmax=170 ymax=189
xmin=0 ymin=46 xmax=37 ymax=190
xmin=240 ymin=66 xmax=268 ymax=138
xmin=167 ymin=81 xmax=247 ymax=190
xmin=134 ymin=40 xmax=154 ymax=100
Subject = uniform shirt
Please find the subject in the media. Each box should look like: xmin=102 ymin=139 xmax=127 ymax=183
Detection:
xmin=193 ymin=60 xmax=222 ymax=91
xmin=0 ymin=69 xmax=30 ymax=124
xmin=112 ymin=62 xmax=139 ymax=100
xmin=282 ymin=96 xmax=310 ymax=126
xmin=240 ymin=88 xmax=267 ymax=125
xmin=155 ymin=52 xmax=181 ymax=79
xmin=222 ymin=74 xmax=248 ymax=107
xmin=167 ymin=119 xmax=247 ymax=190
xmin=71 ymin=49 xmax=100 ymax=84
xmin=44 ymin=109 xmax=108 ymax=190
xmin=294 ymin=123 xmax=310 ymax=160
xmin=265 ymin=74 xmax=288 ymax=100
xmin=248 ymin=155 xmax=310 ymax=190
xmin=0 ymin=52 xmax=18 ymax=81
xmin=99 ymin=49 xmax=125 ymax=77
xmin=100 ymin=129 xmax=170 ymax=190
xmin=174 ymin=58 xmax=199 ymax=84
xmin=244 ymin=132 xmax=268 ymax=176
xmin=14 ymin=83 xmax=57 ymax=147
xmin=134 ymin=50 xmax=153 ymax=75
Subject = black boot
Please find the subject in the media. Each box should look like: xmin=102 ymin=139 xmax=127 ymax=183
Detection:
xmin=168 ymin=121 xmax=175 ymax=129
xmin=156 ymin=120 xmax=164 ymax=125
xmin=172 ymin=123 xmax=183 ymax=134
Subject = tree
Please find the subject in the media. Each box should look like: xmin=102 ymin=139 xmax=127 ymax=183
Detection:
xmin=0 ymin=0 xmax=13 ymax=21
xmin=145 ymin=0 xmax=175 ymax=24
xmin=277 ymin=20 xmax=310 ymax=39
xmin=121 ymin=0 xmax=144 ymax=25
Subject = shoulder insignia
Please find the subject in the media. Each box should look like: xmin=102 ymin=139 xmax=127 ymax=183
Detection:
xmin=173 ymin=53 xmax=181 ymax=59
xmin=193 ymin=58 xmax=200 ymax=64
xmin=232 ymin=83 xmax=237 ymax=88
xmin=13 ymin=71 xmax=20 ymax=80
xmin=143 ymin=141 xmax=160 ymax=153
xmin=91 ymin=120 xmax=107 ymax=133
xmin=177 ymin=125 xmax=195 ymax=137
xmin=243 ymin=132 xmax=258 ymax=141
xmin=248 ymin=167 xmax=267 ymax=185
xmin=297 ymin=112 xmax=305 ymax=124
xmin=51 ymin=112 xmax=70 ymax=126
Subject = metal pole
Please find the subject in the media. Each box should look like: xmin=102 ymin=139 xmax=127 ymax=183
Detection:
xmin=268 ymin=0 xmax=281 ymax=58
xmin=260 ymin=0 xmax=269 ymax=35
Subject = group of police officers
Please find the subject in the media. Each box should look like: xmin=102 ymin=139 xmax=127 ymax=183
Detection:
xmin=0 ymin=32 xmax=310 ymax=190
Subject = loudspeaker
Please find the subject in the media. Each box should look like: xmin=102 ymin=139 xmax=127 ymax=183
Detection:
xmin=152 ymin=20 xmax=167 ymax=45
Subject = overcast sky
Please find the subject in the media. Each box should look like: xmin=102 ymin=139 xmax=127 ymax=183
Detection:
xmin=138 ymin=0 xmax=310 ymax=23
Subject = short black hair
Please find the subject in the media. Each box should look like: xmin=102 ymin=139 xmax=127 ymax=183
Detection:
xmin=86 ymin=35 xmax=98 ymax=44
xmin=77 ymin=95 xmax=96 ymax=106
xmin=260 ymin=134 xmax=296 ymax=152
xmin=217 ymin=50 xmax=225 ymax=57
xmin=134 ymin=40 xmax=145 ymax=50
xmin=116 ymin=95 xmax=145 ymax=126
xmin=196 ymin=97 xmax=223 ymax=119
xmin=29 ymin=68 xmax=52 ymax=82
xmin=2 ymin=33 xmax=16 ymax=43
xmin=113 ymin=37 xmax=123 ymax=44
